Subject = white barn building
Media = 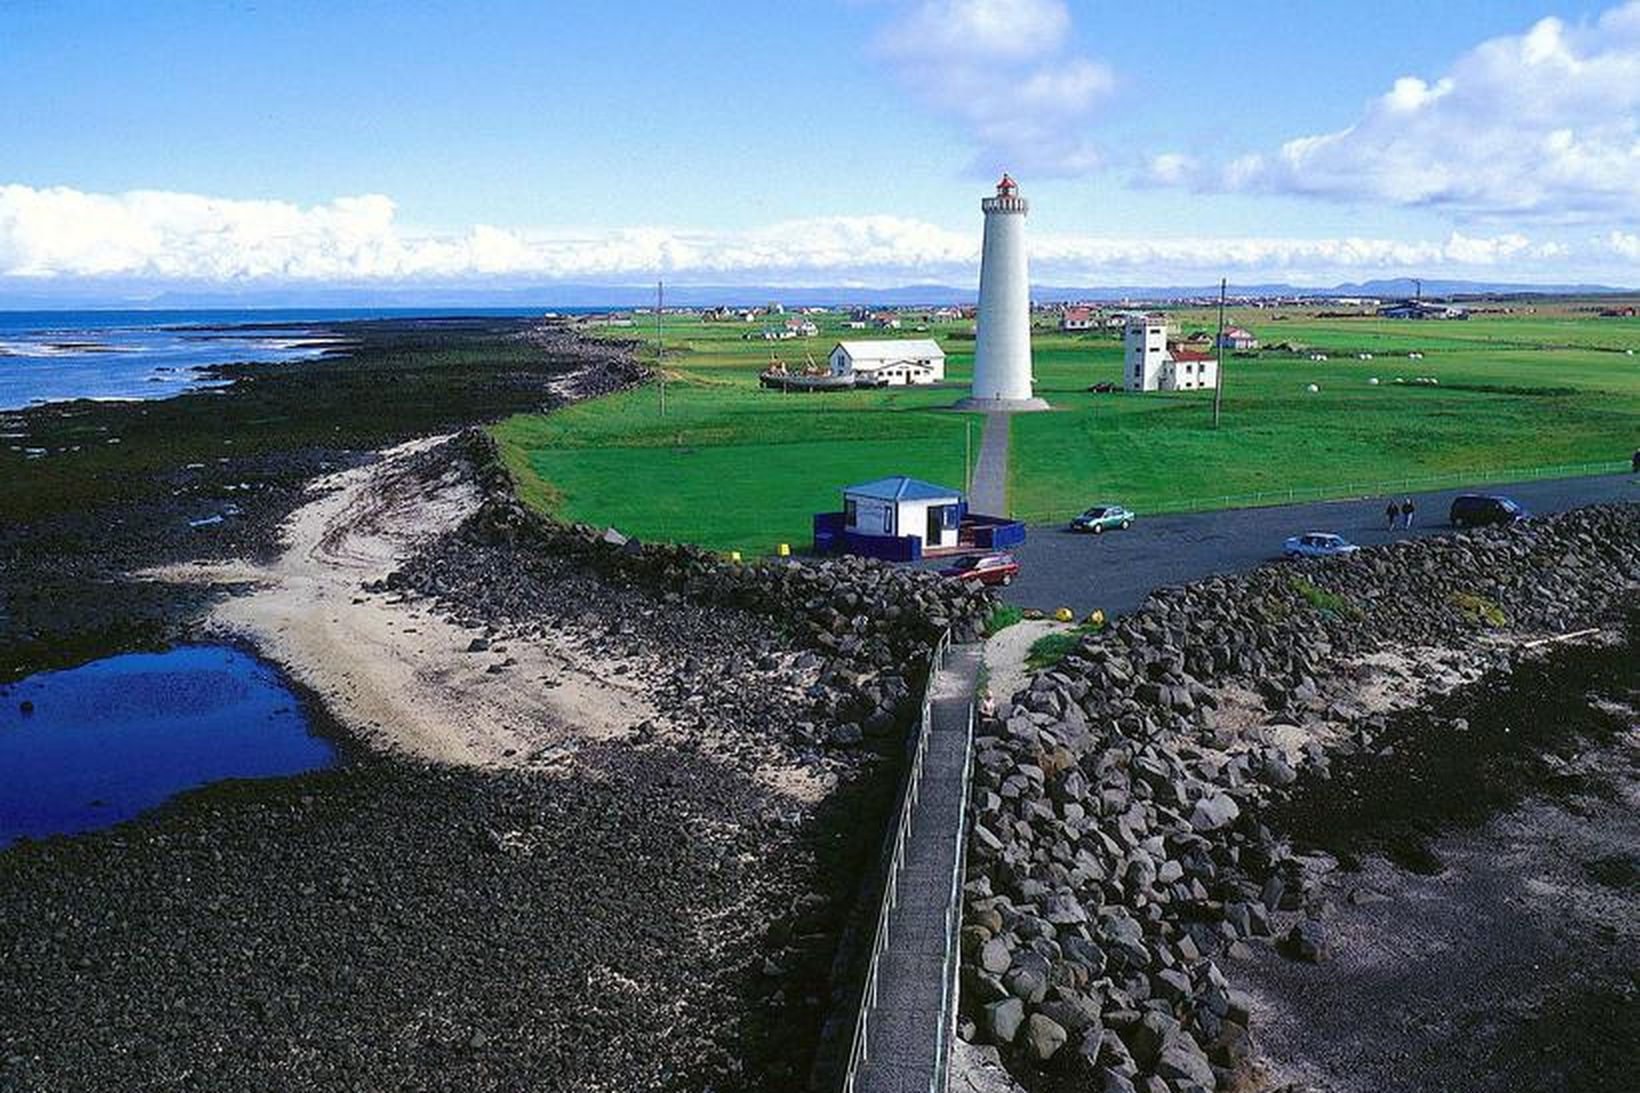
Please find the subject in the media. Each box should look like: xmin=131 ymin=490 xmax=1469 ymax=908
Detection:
xmin=828 ymin=339 xmax=946 ymax=386
xmin=1124 ymin=315 xmax=1219 ymax=392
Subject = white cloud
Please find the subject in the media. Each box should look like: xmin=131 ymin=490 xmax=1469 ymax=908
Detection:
xmin=878 ymin=0 xmax=1070 ymax=62
xmin=1606 ymin=230 xmax=1640 ymax=258
xmin=872 ymin=0 xmax=1112 ymax=177
xmin=1155 ymin=1 xmax=1640 ymax=219
xmin=2 ymin=183 xmax=1623 ymax=291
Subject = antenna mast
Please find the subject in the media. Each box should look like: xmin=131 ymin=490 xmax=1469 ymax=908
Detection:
xmin=656 ymin=279 xmax=666 ymax=417
xmin=1212 ymin=277 xmax=1226 ymax=429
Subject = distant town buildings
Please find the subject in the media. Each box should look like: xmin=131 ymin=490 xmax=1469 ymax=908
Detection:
xmin=1123 ymin=315 xmax=1219 ymax=392
xmin=828 ymin=338 xmax=946 ymax=386
xmin=1377 ymin=300 xmax=1469 ymax=320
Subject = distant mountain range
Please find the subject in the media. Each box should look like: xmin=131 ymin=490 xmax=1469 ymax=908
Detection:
xmin=1 ymin=277 xmax=1632 ymax=311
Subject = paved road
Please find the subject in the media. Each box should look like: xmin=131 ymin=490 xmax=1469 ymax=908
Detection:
xmin=967 ymin=414 xmax=1009 ymax=517
xmin=997 ymin=474 xmax=1639 ymax=617
xmin=852 ymin=643 xmax=979 ymax=1093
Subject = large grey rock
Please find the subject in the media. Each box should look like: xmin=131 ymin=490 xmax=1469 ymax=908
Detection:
xmin=1155 ymin=1034 xmax=1217 ymax=1089
xmin=1022 ymin=1013 xmax=1069 ymax=1063
xmin=1189 ymin=793 xmax=1240 ymax=831
xmin=1003 ymin=963 xmax=1048 ymax=1004
xmin=1037 ymin=990 xmax=1103 ymax=1033
xmin=1101 ymin=1069 xmax=1139 ymax=1093
xmin=1042 ymin=892 xmax=1088 ymax=925
xmin=1124 ymin=1009 xmax=1179 ymax=1068
xmin=983 ymin=997 xmax=1025 ymax=1044
xmin=979 ymin=936 xmax=1013 ymax=975
xmin=950 ymin=1041 xmax=1030 ymax=1093
xmin=1285 ymin=918 xmax=1331 ymax=962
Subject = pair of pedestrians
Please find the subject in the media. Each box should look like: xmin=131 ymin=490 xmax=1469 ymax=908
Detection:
xmin=1384 ymin=498 xmax=1416 ymax=530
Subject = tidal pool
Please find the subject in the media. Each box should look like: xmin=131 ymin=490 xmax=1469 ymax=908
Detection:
xmin=0 ymin=646 xmax=335 ymax=847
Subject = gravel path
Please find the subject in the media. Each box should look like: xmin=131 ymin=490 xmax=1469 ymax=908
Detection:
xmin=968 ymin=414 xmax=1011 ymax=518
xmin=981 ymin=619 xmax=1067 ymax=706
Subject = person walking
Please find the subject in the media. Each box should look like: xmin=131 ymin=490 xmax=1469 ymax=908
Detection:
xmin=1384 ymin=500 xmax=1399 ymax=530
xmin=1401 ymin=497 xmax=1416 ymax=529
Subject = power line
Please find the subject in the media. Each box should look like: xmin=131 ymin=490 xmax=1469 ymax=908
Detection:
xmin=1212 ymin=277 xmax=1226 ymax=429
xmin=655 ymin=279 xmax=667 ymax=418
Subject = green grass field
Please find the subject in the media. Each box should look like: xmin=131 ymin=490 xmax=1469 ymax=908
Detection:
xmin=493 ymin=304 xmax=1640 ymax=555
xmin=494 ymin=317 xmax=983 ymax=554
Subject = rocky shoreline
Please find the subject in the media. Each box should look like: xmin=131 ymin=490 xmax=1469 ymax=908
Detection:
xmin=0 ymin=324 xmax=997 ymax=1091
xmin=7 ymin=315 xmax=1636 ymax=1091
xmin=0 ymin=319 xmax=640 ymax=682
xmin=957 ymin=503 xmax=1640 ymax=1092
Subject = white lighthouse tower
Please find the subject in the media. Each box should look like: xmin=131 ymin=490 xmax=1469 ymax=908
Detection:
xmin=958 ymin=173 xmax=1048 ymax=412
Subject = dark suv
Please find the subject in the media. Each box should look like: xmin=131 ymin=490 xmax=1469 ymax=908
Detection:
xmin=1449 ymin=494 xmax=1528 ymax=528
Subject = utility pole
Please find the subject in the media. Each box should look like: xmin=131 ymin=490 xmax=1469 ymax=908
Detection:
xmin=655 ymin=279 xmax=666 ymax=417
xmin=1212 ymin=277 xmax=1226 ymax=429
xmin=964 ymin=419 xmax=972 ymax=493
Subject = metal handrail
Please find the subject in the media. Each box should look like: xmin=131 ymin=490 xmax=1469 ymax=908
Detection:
xmin=842 ymin=629 xmax=953 ymax=1093
xmin=929 ymin=698 xmax=975 ymax=1093
xmin=1009 ymin=458 xmax=1631 ymax=525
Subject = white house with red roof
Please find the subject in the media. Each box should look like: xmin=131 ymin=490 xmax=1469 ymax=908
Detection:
xmin=1123 ymin=315 xmax=1219 ymax=392
xmin=1060 ymin=306 xmax=1095 ymax=331
xmin=1216 ymin=325 xmax=1258 ymax=350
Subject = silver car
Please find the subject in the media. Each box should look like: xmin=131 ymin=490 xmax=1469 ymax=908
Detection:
xmin=1283 ymin=532 xmax=1360 ymax=559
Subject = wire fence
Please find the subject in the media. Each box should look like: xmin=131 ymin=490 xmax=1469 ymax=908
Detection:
xmin=524 ymin=459 xmax=1632 ymax=550
xmin=1008 ymin=459 xmax=1631 ymax=524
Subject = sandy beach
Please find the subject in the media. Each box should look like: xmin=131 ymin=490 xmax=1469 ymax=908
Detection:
xmin=147 ymin=435 xmax=654 ymax=766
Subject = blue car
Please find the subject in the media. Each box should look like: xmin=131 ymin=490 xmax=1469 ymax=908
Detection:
xmin=1069 ymin=503 xmax=1135 ymax=534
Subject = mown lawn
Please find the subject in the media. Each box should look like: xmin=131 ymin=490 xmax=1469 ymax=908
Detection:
xmin=1009 ymin=313 xmax=1639 ymax=522
xmin=494 ymin=314 xmax=983 ymax=555
xmin=494 ymin=306 xmax=1640 ymax=555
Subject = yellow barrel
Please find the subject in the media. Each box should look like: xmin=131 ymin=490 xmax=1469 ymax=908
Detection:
xmin=1054 ymin=607 xmax=1074 ymax=623
xmin=730 ymin=550 xmax=742 ymax=563
xmin=778 ymin=543 xmax=791 ymax=557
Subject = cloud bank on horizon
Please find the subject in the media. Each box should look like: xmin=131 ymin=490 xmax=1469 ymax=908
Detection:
xmin=3 ymin=0 xmax=1639 ymax=296
xmin=2 ymin=183 xmax=1613 ymax=290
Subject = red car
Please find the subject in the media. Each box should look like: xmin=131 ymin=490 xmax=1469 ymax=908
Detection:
xmin=938 ymin=552 xmax=1019 ymax=586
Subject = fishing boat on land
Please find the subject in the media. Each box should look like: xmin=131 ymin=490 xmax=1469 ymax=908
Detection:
xmin=759 ymin=354 xmax=857 ymax=392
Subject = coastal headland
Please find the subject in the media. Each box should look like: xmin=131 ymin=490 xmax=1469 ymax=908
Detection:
xmin=0 ymin=320 xmax=994 ymax=1091
xmin=1 ymin=316 xmax=1636 ymax=1092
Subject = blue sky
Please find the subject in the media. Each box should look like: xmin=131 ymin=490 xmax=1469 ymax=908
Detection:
xmin=3 ymin=0 xmax=1639 ymax=295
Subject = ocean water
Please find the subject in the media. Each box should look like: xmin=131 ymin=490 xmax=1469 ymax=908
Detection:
xmin=0 ymin=307 xmax=551 ymax=410
xmin=0 ymin=646 xmax=336 ymax=847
